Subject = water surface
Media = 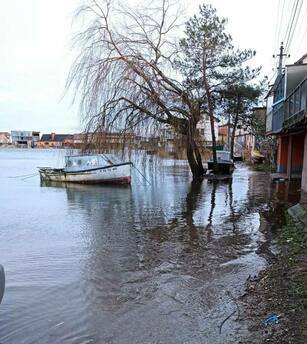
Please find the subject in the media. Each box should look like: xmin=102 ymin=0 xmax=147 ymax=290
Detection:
xmin=0 ymin=149 xmax=301 ymax=343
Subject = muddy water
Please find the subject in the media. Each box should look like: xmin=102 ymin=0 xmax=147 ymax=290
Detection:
xmin=0 ymin=149 xmax=301 ymax=343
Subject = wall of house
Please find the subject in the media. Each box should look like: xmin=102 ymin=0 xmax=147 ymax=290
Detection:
xmin=277 ymin=136 xmax=289 ymax=173
xmin=291 ymin=134 xmax=305 ymax=173
xmin=302 ymin=133 xmax=307 ymax=192
xmin=197 ymin=119 xmax=219 ymax=143
xmin=276 ymin=133 xmax=305 ymax=175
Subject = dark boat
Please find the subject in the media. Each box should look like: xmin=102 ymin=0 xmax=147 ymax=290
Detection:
xmin=207 ymin=150 xmax=235 ymax=175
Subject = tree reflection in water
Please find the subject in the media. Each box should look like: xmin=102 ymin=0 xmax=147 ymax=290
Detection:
xmin=37 ymin=163 xmax=301 ymax=343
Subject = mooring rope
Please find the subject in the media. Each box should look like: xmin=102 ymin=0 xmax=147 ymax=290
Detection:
xmin=9 ymin=173 xmax=38 ymax=179
xmin=132 ymin=164 xmax=151 ymax=185
xmin=21 ymin=174 xmax=39 ymax=181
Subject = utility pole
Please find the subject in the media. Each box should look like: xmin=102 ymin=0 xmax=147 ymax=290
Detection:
xmin=273 ymin=42 xmax=289 ymax=75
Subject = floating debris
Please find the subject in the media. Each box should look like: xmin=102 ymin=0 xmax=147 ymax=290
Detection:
xmin=263 ymin=314 xmax=281 ymax=326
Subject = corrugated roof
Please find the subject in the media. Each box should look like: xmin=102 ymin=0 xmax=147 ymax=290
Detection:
xmin=294 ymin=53 xmax=307 ymax=65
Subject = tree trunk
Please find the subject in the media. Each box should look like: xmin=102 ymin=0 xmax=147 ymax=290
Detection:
xmin=208 ymin=108 xmax=218 ymax=173
xmin=230 ymin=122 xmax=236 ymax=160
xmin=186 ymin=135 xmax=205 ymax=180
xmin=204 ymin=78 xmax=218 ymax=173
xmin=230 ymin=95 xmax=240 ymax=160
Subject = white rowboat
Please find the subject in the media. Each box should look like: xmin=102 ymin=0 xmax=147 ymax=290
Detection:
xmin=38 ymin=154 xmax=132 ymax=185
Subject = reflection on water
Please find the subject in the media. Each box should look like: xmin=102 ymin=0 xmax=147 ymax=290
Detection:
xmin=0 ymin=149 xmax=301 ymax=343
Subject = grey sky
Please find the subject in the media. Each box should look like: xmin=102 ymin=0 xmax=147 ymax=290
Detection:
xmin=0 ymin=0 xmax=306 ymax=133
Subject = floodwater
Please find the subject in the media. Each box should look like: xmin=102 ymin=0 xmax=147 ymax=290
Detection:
xmin=0 ymin=149 xmax=301 ymax=344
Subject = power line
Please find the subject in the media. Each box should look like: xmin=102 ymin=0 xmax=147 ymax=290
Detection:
xmin=285 ymin=0 xmax=304 ymax=52
xmin=291 ymin=1 xmax=307 ymax=57
xmin=274 ymin=0 xmax=282 ymax=50
xmin=276 ymin=0 xmax=286 ymax=51
xmin=283 ymin=0 xmax=298 ymax=46
xmin=284 ymin=0 xmax=302 ymax=51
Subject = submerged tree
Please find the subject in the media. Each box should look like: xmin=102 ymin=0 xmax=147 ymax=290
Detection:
xmin=67 ymin=0 xmax=259 ymax=178
xmin=177 ymin=5 xmax=261 ymax=171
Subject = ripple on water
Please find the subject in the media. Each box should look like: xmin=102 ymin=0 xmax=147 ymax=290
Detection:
xmin=0 ymin=150 xmax=301 ymax=343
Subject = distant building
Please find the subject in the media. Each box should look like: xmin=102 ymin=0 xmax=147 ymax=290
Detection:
xmin=73 ymin=133 xmax=87 ymax=146
xmin=0 ymin=132 xmax=10 ymax=144
xmin=72 ymin=132 xmax=136 ymax=148
xmin=38 ymin=133 xmax=74 ymax=148
xmin=195 ymin=114 xmax=220 ymax=145
xmin=159 ymin=114 xmax=219 ymax=148
xmin=218 ymin=107 xmax=266 ymax=151
xmin=11 ymin=130 xmax=40 ymax=147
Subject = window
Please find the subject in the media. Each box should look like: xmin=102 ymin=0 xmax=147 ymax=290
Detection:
xmin=301 ymin=80 xmax=307 ymax=111
xmin=289 ymin=95 xmax=294 ymax=116
xmin=294 ymin=89 xmax=300 ymax=113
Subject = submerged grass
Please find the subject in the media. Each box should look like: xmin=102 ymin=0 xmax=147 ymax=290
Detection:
xmin=279 ymin=217 xmax=307 ymax=321
xmin=246 ymin=161 xmax=274 ymax=172
xmin=243 ymin=214 xmax=307 ymax=343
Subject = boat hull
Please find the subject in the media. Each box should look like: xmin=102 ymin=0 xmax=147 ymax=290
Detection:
xmin=207 ymin=161 xmax=234 ymax=175
xmin=39 ymin=163 xmax=132 ymax=185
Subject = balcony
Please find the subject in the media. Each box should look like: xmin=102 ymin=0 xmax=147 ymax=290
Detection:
xmin=272 ymin=102 xmax=284 ymax=133
xmin=284 ymin=77 xmax=307 ymax=129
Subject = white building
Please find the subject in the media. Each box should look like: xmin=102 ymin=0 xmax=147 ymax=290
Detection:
xmin=196 ymin=114 xmax=219 ymax=145
xmin=159 ymin=114 xmax=219 ymax=147
xmin=11 ymin=130 xmax=40 ymax=147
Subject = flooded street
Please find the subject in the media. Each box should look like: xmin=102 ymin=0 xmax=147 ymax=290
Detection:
xmin=0 ymin=149 xmax=301 ymax=343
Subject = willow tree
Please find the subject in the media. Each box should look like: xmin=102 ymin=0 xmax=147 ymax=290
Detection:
xmin=67 ymin=0 xmax=258 ymax=178
xmin=67 ymin=0 xmax=208 ymax=178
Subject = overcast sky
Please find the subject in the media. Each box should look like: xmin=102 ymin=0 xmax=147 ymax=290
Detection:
xmin=0 ymin=0 xmax=306 ymax=133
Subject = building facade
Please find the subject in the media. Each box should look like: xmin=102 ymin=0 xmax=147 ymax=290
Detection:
xmin=0 ymin=132 xmax=10 ymax=144
xmin=38 ymin=133 xmax=74 ymax=148
xmin=11 ymin=130 xmax=40 ymax=147
xmin=266 ymin=53 xmax=307 ymax=192
xmin=159 ymin=114 xmax=219 ymax=148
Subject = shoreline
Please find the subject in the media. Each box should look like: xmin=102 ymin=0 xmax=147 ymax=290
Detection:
xmin=240 ymin=207 xmax=307 ymax=343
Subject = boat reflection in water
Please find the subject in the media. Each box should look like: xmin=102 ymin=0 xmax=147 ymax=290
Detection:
xmin=40 ymin=166 xmax=286 ymax=342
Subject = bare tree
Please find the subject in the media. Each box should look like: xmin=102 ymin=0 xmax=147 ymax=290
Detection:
xmin=67 ymin=0 xmax=207 ymax=179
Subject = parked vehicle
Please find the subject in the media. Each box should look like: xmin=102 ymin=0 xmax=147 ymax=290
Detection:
xmin=38 ymin=154 xmax=132 ymax=185
xmin=0 ymin=264 xmax=4 ymax=304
